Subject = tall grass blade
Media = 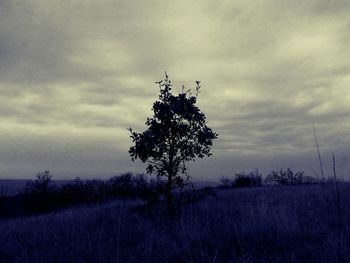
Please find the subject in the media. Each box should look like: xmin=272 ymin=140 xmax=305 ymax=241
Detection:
xmin=313 ymin=123 xmax=325 ymax=181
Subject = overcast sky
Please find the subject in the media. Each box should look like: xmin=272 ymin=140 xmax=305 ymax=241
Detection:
xmin=1 ymin=0 xmax=350 ymax=180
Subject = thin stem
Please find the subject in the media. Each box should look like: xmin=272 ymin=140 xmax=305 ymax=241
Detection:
xmin=313 ymin=123 xmax=325 ymax=181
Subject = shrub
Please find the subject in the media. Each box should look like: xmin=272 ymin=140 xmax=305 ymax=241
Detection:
xmin=24 ymin=170 xmax=55 ymax=196
xmin=219 ymin=170 xmax=263 ymax=188
xmin=107 ymin=173 xmax=135 ymax=198
xmin=59 ymin=177 xmax=86 ymax=204
xmin=234 ymin=170 xmax=263 ymax=187
xmin=23 ymin=170 xmax=56 ymax=212
xmin=265 ymin=168 xmax=304 ymax=185
xmin=219 ymin=175 xmax=234 ymax=189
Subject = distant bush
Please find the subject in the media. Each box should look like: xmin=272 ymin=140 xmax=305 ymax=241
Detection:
xmin=234 ymin=170 xmax=263 ymax=187
xmin=219 ymin=175 xmax=234 ymax=189
xmin=107 ymin=173 xmax=135 ymax=198
xmin=24 ymin=170 xmax=56 ymax=196
xmin=302 ymin=175 xmax=319 ymax=184
xmin=57 ymin=173 xmax=166 ymax=206
xmin=265 ymin=168 xmax=304 ymax=185
xmin=58 ymin=177 xmax=108 ymax=205
xmin=219 ymin=170 xmax=263 ymax=188
xmin=59 ymin=177 xmax=87 ymax=205
xmin=22 ymin=170 xmax=57 ymax=212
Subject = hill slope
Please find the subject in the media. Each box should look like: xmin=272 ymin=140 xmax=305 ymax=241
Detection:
xmin=1 ymin=184 xmax=349 ymax=263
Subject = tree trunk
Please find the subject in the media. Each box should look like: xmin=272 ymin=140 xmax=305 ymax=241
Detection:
xmin=166 ymin=138 xmax=176 ymax=216
xmin=165 ymin=171 xmax=174 ymax=212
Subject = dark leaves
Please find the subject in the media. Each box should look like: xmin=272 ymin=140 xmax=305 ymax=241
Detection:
xmin=128 ymin=73 xmax=218 ymax=191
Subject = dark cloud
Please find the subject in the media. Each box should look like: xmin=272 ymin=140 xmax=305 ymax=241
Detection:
xmin=0 ymin=0 xmax=350 ymax=179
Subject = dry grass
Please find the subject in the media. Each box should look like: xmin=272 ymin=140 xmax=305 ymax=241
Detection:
xmin=0 ymin=184 xmax=349 ymax=263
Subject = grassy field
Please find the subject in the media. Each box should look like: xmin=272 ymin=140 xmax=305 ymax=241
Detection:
xmin=0 ymin=183 xmax=349 ymax=263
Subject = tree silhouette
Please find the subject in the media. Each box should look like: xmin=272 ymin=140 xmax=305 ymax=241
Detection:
xmin=128 ymin=72 xmax=218 ymax=211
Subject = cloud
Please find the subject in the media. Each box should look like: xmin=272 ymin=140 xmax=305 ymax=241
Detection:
xmin=0 ymin=0 xmax=350 ymax=179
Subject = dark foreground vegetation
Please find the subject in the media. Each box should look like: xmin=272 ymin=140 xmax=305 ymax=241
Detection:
xmin=0 ymin=182 xmax=349 ymax=263
xmin=0 ymin=168 xmax=319 ymax=219
xmin=0 ymin=171 xmax=169 ymax=218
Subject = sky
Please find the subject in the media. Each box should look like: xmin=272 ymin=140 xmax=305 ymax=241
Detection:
xmin=0 ymin=0 xmax=350 ymax=180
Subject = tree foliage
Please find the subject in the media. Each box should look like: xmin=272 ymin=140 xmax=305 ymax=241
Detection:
xmin=128 ymin=72 xmax=218 ymax=209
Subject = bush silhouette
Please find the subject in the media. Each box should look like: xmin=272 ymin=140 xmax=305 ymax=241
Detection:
xmin=219 ymin=170 xmax=262 ymax=188
xmin=107 ymin=173 xmax=135 ymax=198
xmin=24 ymin=170 xmax=55 ymax=196
xmin=265 ymin=168 xmax=304 ymax=185
xmin=219 ymin=175 xmax=234 ymax=189
xmin=234 ymin=170 xmax=263 ymax=187
xmin=24 ymin=170 xmax=56 ymax=212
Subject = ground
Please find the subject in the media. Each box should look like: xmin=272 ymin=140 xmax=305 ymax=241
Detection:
xmin=0 ymin=184 xmax=349 ymax=263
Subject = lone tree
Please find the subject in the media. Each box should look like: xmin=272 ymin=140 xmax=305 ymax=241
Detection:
xmin=128 ymin=72 xmax=218 ymax=210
